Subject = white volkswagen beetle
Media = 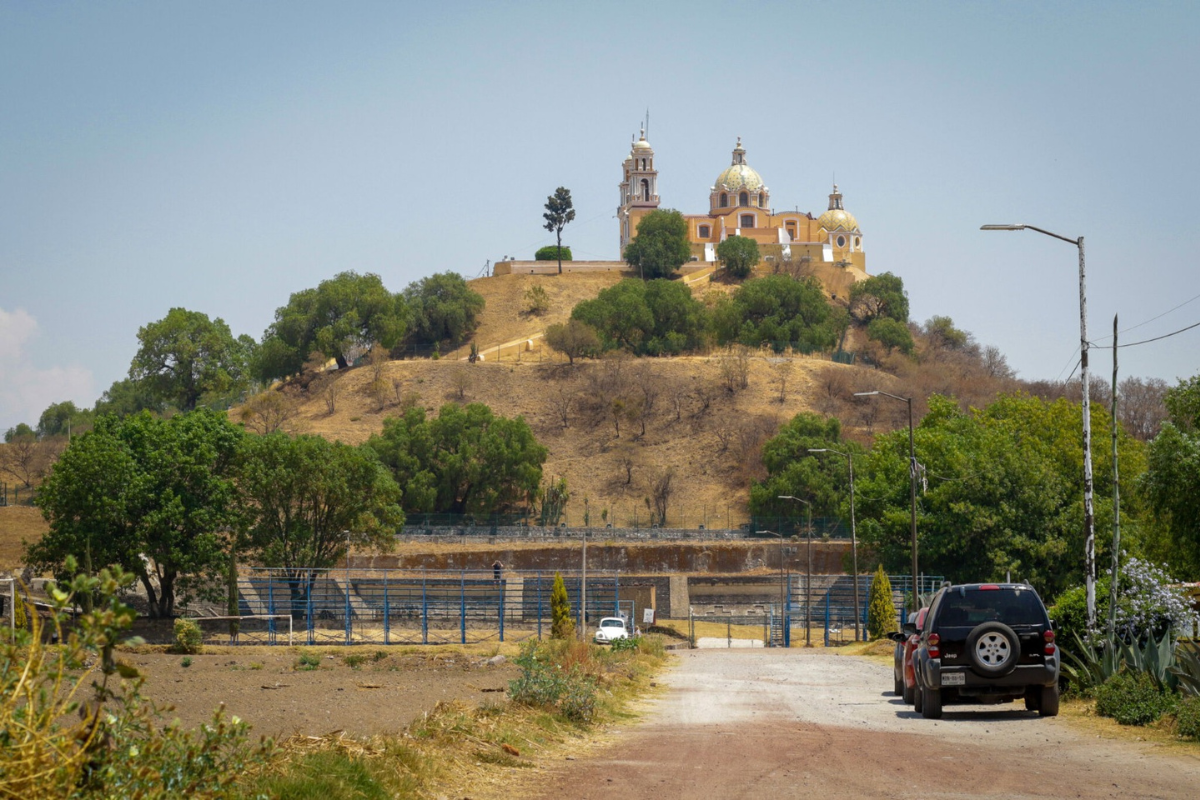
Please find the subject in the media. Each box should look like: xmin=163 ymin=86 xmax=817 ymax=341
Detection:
xmin=593 ymin=616 xmax=630 ymax=644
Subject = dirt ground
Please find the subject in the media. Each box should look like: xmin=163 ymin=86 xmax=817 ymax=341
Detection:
xmin=123 ymin=646 xmax=520 ymax=739
xmin=519 ymin=649 xmax=1200 ymax=800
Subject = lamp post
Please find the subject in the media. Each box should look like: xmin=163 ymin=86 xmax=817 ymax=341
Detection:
xmin=854 ymin=390 xmax=919 ymax=607
xmin=778 ymin=495 xmax=813 ymax=646
xmin=809 ymin=448 xmax=860 ymax=641
xmin=756 ymin=529 xmax=787 ymax=647
xmin=981 ymin=223 xmax=1095 ymax=630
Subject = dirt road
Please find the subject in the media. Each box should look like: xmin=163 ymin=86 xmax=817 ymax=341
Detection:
xmin=529 ymin=649 xmax=1200 ymax=799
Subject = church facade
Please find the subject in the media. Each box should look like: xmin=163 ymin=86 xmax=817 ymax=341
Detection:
xmin=618 ymin=131 xmax=866 ymax=272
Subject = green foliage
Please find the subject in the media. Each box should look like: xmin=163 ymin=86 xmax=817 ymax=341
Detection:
xmin=1175 ymin=695 xmax=1200 ymax=739
xmin=716 ymin=235 xmax=759 ymax=279
xmin=550 ymin=572 xmax=574 ymax=640
xmin=4 ymin=422 xmax=35 ymax=442
xmin=749 ymin=413 xmax=860 ymax=521
xmin=130 ymin=307 xmax=254 ymax=411
xmin=1142 ymin=421 xmax=1200 ymax=578
xmin=571 ymin=278 xmax=708 ymax=355
xmin=1164 ymin=375 xmax=1200 ymax=433
xmin=849 ymin=271 xmax=909 ymax=324
xmin=13 ymin=588 xmax=27 ymax=630
xmin=31 ymin=409 xmax=246 ymax=618
xmin=1062 ymin=632 xmax=1123 ymax=696
xmin=622 ymin=209 xmax=692 ymax=279
xmin=0 ymin=562 xmax=273 ymax=797
xmin=857 ymin=393 xmax=1145 ymax=599
xmin=36 ymin=400 xmax=94 ymax=438
xmin=181 ymin=656 xmax=193 ymax=667
xmin=524 ymin=283 xmax=551 ymax=316
xmin=296 ymin=652 xmax=321 ymax=671
xmin=866 ymin=317 xmax=914 ymax=355
xmin=1095 ymin=670 xmax=1176 ymax=726
xmin=1172 ymin=642 xmax=1200 ymax=698
xmin=712 ymin=275 xmax=843 ymax=352
xmin=258 ymin=271 xmax=407 ymax=378
xmin=1048 ymin=578 xmax=1111 ymax=647
xmin=254 ymin=749 xmax=398 ymax=800
xmin=92 ymin=377 xmax=165 ymax=418
xmin=923 ymin=315 xmax=970 ymax=350
xmin=542 ymin=187 xmax=576 ymax=274
xmin=534 ymin=245 xmax=573 ymax=262
xmin=610 ymin=635 xmax=641 ymax=653
xmin=173 ymin=618 xmax=204 ymax=655
xmin=237 ymin=433 xmax=403 ymax=575
xmin=403 ymin=271 xmax=486 ymax=349
xmin=537 ymin=476 xmax=570 ymax=526
xmin=867 ymin=566 xmax=898 ymax=640
xmin=366 ymin=403 xmax=545 ymax=516
xmin=508 ymin=641 xmax=596 ymax=723
xmin=545 ymin=319 xmax=600 ymax=364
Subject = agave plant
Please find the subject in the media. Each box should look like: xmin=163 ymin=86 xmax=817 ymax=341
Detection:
xmin=1062 ymin=632 xmax=1123 ymax=693
xmin=1119 ymin=628 xmax=1178 ymax=692
xmin=1170 ymin=641 xmax=1200 ymax=697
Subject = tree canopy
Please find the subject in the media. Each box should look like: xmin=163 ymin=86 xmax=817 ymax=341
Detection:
xmin=545 ymin=319 xmax=600 ymax=364
xmin=622 ymin=209 xmax=692 ymax=280
xmin=130 ymin=308 xmax=255 ymax=411
xmin=31 ymin=410 xmax=245 ymax=617
xmin=93 ymin=377 xmax=166 ymax=418
xmin=365 ymin=403 xmax=546 ymax=516
xmin=713 ymin=275 xmax=844 ymax=353
xmin=542 ymin=187 xmax=576 ymax=275
xmin=849 ymin=272 xmax=909 ymax=324
xmin=749 ymin=413 xmax=863 ymax=523
xmin=258 ymin=271 xmax=408 ymax=378
xmin=1141 ymin=376 xmax=1200 ymax=577
xmin=571 ymin=278 xmax=708 ymax=356
xmin=716 ymin=235 xmax=760 ymax=280
xmin=403 ymin=272 xmax=486 ymax=349
xmin=866 ymin=317 xmax=914 ymax=355
xmin=36 ymin=401 xmax=93 ymax=438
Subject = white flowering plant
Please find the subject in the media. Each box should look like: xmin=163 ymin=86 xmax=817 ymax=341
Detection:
xmin=1114 ymin=557 xmax=1199 ymax=642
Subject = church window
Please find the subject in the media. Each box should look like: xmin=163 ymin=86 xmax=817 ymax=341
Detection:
xmin=720 ymin=193 xmax=728 ymax=208
xmin=698 ymin=225 xmax=711 ymax=238
xmin=739 ymin=192 xmax=749 ymax=207
xmin=740 ymin=214 xmax=755 ymax=228
xmin=855 ymin=237 xmax=861 ymax=249
xmin=641 ymin=179 xmax=650 ymax=201
xmin=785 ymin=222 xmax=796 ymax=241
xmin=836 ymin=235 xmax=846 ymax=248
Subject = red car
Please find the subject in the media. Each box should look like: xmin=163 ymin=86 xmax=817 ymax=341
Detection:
xmin=890 ymin=607 xmax=928 ymax=704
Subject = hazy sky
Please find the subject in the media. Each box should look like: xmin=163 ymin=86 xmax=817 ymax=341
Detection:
xmin=3 ymin=1 xmax=1198 ymax=431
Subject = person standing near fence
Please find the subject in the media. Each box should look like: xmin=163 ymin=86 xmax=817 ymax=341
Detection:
xmin=492 ymin=560 xmax=503 ymax=582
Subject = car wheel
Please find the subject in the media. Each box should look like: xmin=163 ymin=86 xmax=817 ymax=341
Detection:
xmin=894 ymin=673 xmax=904 ymax=696
xmin=903 ymin=680 xmax=914 ymax=705
xmin=1038 ymin=684 xmax=1060 ymax=717
xmin=913 ymin=678 xmax=924 ymax=713
xmin=965 ymin=621 xmax=1020 ymax=678
xmin=921 ymin=685 xmax=943 ymax=719
xmin=1024 ymin=689 xmax=1040 ymax=711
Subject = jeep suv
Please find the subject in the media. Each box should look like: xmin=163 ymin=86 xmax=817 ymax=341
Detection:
xmin=911 ymin=583 xmax=1059 ymax=719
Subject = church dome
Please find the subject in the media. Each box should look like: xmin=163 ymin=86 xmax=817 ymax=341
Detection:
xmin=817 ymin=184 xmax=859 ymax=232
xmin=633 ymin=136 xmax=652 ymax=151
xmin=714 ymin=137 xmax=765 ymax=193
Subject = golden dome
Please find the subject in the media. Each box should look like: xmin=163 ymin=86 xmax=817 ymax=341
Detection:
xmin=632 ymin=127 xmax=653 ymax=151
xmin=714 ymin=137 xmax=765 ymax=193
xmin=818 ymin=208 xmax=859 ymax=232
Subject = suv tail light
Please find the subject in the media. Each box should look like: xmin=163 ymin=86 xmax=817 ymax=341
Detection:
xmin=1043 ymin=629 xmax=1056 ymax=655
xmin=928 ymin=632 xmax=940 ymax=659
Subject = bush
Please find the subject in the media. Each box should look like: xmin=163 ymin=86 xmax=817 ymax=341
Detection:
xmin=1175 ymin=695 xmax=1200 ymax=739
xmin=507 ymin=641 xmax=597 ymax=723
xmin=550 ymin=571 xmax=574 ymax=640
xmin=866 ymin=565 xmax=898 ymax=640
xmin=173 ymin=617 xmax=204 ymax=654
xmin=1095 ymin=670 xmax=1177 ymax=726
xmin=535 ymin=246 xmax=573 ymax=262
xmin=524 ymin=284 xmax=551 ymax=315
xmin=296 ymin=652 xmax=321 ymax=671
xmin=717 ymin=235 xmax=759 ymax=279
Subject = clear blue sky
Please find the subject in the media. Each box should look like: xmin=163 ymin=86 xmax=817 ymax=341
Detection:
xmin=2 ymin=1 xmax=1198 ymax=431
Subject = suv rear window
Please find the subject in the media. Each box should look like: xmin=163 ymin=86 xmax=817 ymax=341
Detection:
xmin=934 ymin=588 xmax=1047 ymax=628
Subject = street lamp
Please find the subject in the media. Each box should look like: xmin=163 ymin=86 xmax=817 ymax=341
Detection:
xmin=854 ymin=390 xmax=919 ymax=607
xmin=809 ymin=448 xmax=860 ymax=641
xmin=756 ymin=529 xmax=787 ymax=647
xmin=778 ymin=495 xmax=813 ymax=647
xmin=981 ymin=223 xmax=1096 ymax=629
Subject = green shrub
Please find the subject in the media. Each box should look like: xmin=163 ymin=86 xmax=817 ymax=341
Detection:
xmin=550 ymin=571 xmax=574 ymax=640
xmin=610 ymin=635 xmax=640 ymax=653
xmin=181 ymin=656 xmax=193 ymax=668
xmin=296 ymin=651 xmax=321 ymax=671
xmin=866 ymin=565 xmax=898 ymax=640
xmin=535 ymin=246 xmax=572 ymax=262
xmin=343 ymin=653 xmax=368 ymax=670
xmin=1175 ymin=695 xmax=1200 ymax=740
xmin=507 ymin=641 xmax=597 ymax=723
xmin=173 ymin=617 xmax=204 ymax=654
xmin=1095 ymin=670 xmax=1177 ymax=726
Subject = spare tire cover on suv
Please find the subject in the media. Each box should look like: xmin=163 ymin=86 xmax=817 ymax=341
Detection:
xmin=965 ymin=621 xmax=1020 ymax=677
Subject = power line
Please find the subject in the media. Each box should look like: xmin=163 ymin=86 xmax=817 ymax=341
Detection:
xmin=1090 ymin=318 xmax=1200 ymax=349
xmin=1092 ymin=290 xmax=1200 ymax=343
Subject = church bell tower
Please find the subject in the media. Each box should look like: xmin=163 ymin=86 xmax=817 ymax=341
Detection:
xmin=618 ymin=127 xmax=660 ymax=251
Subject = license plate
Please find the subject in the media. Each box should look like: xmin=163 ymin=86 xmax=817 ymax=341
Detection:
xmin=941 ymin=672 xmax=965 ymax=686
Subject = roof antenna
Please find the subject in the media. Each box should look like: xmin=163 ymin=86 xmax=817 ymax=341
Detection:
xmin=645 ymin=107 xmax=650 ymax=139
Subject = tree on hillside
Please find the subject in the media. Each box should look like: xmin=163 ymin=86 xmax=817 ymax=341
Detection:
xmin=36 ymin=401 xmax=93 ymax=438
xmin=712 ymin=275 xmax=843 ymax=352
xmin=545 ymin=319 xmax=600 ymax=365
xmin=403 ymin=272 xmax=486 ymax=348
xmin=4 ymin=423 xmax=35 ymax=442
xmin=237 ymin=432 xmax=403 ymax=611
xmin=866 ymin=317 xmax=914 ymax=355
xmin=365 ymin=403 xmax=546 ymax=516
xmin=749 ymin=413 xmax=862 ymax=524
xmin=93 ymin=377 xmax=166 ymax=418
xmin=570 ymin=278 xmax=708 ymax=355
xmin=716 ymin=235 xmax=760 ymax=279
xmin=623 ymin=209 xmax=692 ymax=280
xmin=130 ymin=308 xmax=255 ymax=412
xmin=0 ymin=426 xmax=58 ymax=488
xmin=849 ymin=272 xmax=909 ymax=325
xmin=543 ymin=187 xmax=576 ymax=275
xmin=258 ymin=271 xmax=408 ymax=379
xmin=31 ymin=409 xmax=245 ymax=618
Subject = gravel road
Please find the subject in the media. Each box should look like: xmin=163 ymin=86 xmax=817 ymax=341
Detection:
xmin=529 ymin=649 xmax=1200 ymax=799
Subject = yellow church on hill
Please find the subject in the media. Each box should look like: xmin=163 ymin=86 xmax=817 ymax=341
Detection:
xmin=618 ymin=130 xmax=867 ymax=272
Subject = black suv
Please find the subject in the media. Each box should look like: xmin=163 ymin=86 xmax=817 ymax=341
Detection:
xmin=911 ymin=583 xmax=1059 ymax=719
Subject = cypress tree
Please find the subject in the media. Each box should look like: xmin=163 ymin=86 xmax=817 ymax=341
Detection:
xmin=550 ymin=571 xmax=575 ymax=640
xmin=867 ymin=565 xmax=899 ymax=640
